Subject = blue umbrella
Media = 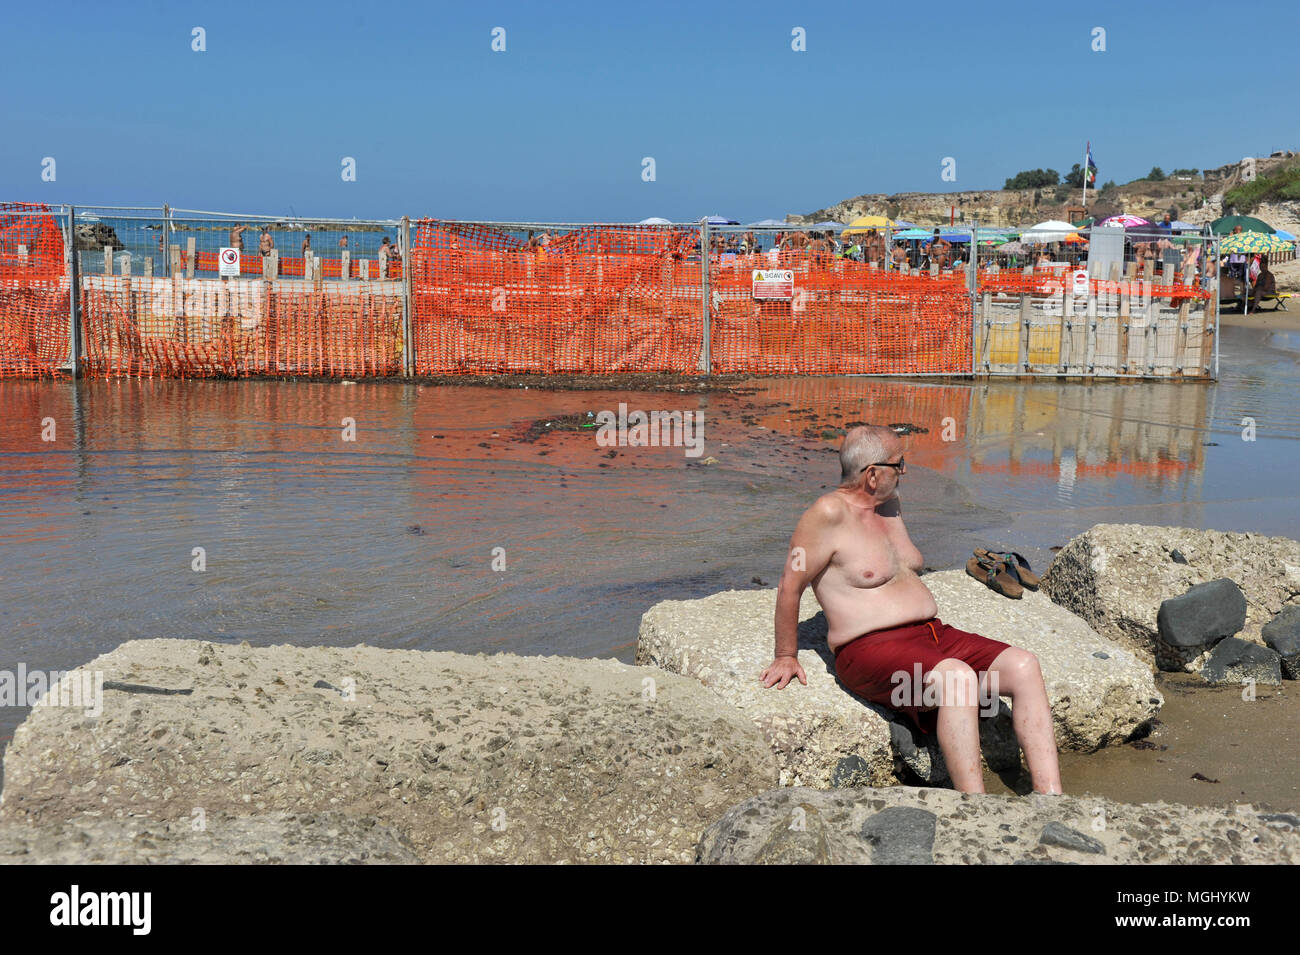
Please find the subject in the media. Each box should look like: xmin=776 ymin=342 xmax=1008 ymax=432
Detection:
xmin=748 ymin=218 xmax=789 ymax=226
xmin=704 ymin=215 xmax=739 ymax=225
xmin=812 ymin=221 xmax=844 ymax=231
xmin=1275 ymin=229 xmax=1296 ymax=241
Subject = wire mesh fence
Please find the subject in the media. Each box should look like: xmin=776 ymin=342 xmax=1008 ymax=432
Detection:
xmin=0 ymin=201 xmax=1228 ymax=381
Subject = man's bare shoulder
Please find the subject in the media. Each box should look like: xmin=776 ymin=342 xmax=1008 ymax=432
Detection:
xmin=801 ymin=489 xmax=851 ymax=525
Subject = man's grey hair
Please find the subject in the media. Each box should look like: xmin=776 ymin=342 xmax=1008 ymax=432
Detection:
xmin=839 ymin=425 xmax=896 ymax=485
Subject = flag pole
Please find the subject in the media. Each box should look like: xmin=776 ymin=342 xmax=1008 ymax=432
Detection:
xmin=1082 ymin=141 xmax=1089 ymax=209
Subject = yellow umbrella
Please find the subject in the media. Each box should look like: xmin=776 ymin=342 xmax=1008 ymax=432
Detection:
xmin=842 ymin=215 xmax=894 ymax=236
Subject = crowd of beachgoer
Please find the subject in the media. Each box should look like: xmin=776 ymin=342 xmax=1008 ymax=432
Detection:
xmin=221 ymin=225 xmax=402 ymax=267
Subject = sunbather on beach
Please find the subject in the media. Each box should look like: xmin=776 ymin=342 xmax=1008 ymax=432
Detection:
xmin=761 ymin=424 xmax=1063 ymax=795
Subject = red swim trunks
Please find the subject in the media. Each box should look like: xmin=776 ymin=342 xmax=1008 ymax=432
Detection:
xmin=833 ymin=617 xmax=1011 ymax=736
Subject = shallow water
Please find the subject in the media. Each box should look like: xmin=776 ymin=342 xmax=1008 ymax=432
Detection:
xmin=1 ymin=325 xmax=1298 ymax=804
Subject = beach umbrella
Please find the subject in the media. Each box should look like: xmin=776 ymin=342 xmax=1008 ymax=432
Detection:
xmin=893 ymin=220 xmax=919 ymax=230
xmin=1218 ymin=231 xmax=1292 ymax=254
xmin=891 ymin=228 xmax=932 ymax=240
xmin=1168 ymin=220 xmax=1201 ymax=232
xmin=995 ymin=240 xmax=1027 ymax=254
xmin=637 ymin=217 xmax=672 ymax=225
xmin=843 ymin=215 xmax=893 ymax=235
xmin=1097 ymin=214 xmax=1151 ymax=228
xmin=703 ymin=215 xmax=739 ymax=225
xmin=1021 ymin=220 xmax=1077 ymax=243
xmin=1275 ymin=229 xmax=1296 ymax=241
xmin=1063 ymin=233 xmax=1088 ymax=244
xmin=748 ymin=218 xmax=789 ymax=226
xmin=1210 ymin=215 xmax=1274 ymax=235
xmin=811 ymin=221 xmax=844 ymax=231
xmin=1073 ymin=216 xmax=1095 ymax=228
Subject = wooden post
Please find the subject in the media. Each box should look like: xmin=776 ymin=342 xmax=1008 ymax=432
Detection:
xmin=185 ymin=238 xmax=196 ymax=279
xmin=1175 ymin=269 xmax=1193 ymax=377
xmin=170 ymin=244 xmax=181 ymax=275
xmin=1141 ymin=266 xmax=1158 ymax=376
xmin=103 ymin=244 xmax=113 ymax=276
xmin=360 ymin=259 xmax=370 ymax=280
xmin=1058 ymin=284 xmax=1071 ymax=374
xmin=268 ymin=250 xmax=279 ymax=280
xmin=1119 ymin=261 xmax=1136 ymax=373
xmin=120 ymin=254 xmax=131 ymax=278
xmin=340 ymin=250 xmax=351 ymax=283
xmin=1016 ymin=265 xmax=1032 ymax=374
xmin=144 ymin=256 xmax=154 ymax=278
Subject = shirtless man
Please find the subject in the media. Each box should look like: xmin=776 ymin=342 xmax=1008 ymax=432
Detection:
xmin=259 ymin=227 xmax=275 ymax=257
xmin=229 ymin=225 xmax=248 ymax=250
xmin=761 ymin=425 xmax=1062 ymax=795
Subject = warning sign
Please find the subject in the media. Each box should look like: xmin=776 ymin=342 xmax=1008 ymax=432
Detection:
xmin=1072 ymin=269 xmax=1089 ymax=296
xmin=219 ymin=247 xmax=241 ymax=278
xmin=752 ymin=269 xmax=794 ymax=300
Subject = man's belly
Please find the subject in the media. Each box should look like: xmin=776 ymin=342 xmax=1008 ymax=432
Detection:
xmin=814 ymin=572 xmax=939 ymax=652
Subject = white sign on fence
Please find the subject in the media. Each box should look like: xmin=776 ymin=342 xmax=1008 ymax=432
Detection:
xmin=752 ymin=269 xmax=794 ymax=301
xmin=218 ymin=247 xmax=241 ymax=277
xmin=1072 ymin=269 xmax=1089 ymax=296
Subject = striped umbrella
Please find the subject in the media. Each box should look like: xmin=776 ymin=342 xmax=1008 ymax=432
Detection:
xmin=1218 ymin=231 xmax=1293 ymax=254
xmin=1097 ymin=214 xmax=1151 ymax=228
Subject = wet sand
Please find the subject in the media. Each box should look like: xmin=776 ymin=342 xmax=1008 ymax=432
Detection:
xmin=985 ymin=674 xmax=1299 ymax=814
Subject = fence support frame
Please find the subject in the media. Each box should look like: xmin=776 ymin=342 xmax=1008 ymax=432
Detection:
xmin=969 ymin=220 xmax=978 ymax=375
xmin=400 ymin=215 xmax=413 ymax=377
xmin=700 ymin=219 xmax=711 ymax=375
xmin=66 ymin=206 xmax=82 ymax=378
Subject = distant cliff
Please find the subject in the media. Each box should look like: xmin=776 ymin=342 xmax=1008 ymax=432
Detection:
xmin=788 ymin=151 xmax=1298 ymax=228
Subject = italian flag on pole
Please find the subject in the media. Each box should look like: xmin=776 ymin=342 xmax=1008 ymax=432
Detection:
xmin=1086 ymin=143 xmax=1097 ymax=184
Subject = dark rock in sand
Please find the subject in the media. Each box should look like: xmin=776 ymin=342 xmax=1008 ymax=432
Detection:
xmin=1200 ymin=637 xmax=1283 ymax=686
xmin=860 ymin=806 xmax=937 ymax=864
xmin=1261 ymin=606 xmax=1300 ymax=679
xmin=1157 ymin=578 xmax=1247 ymax=648
xmin=1039 ymin=820 xmax=1105 ymax=855
xmin=1156 ymin=578 xmax=1247 ymax=670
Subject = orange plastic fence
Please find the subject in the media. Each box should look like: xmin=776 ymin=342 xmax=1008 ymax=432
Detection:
xmin=411 ymin=220 xmax=702 ymax=374
xmin=191 ymin=251 xmax=402 ymax=279
xmin=1 ymin=204 xmax=69 ymax=377
xmin=79 ymin=278 xmax=403 ymax=379
xmin=0 ymin=202 xmax=65 ymax=279
xmin=709 ymin=255 xmax=972 ymax=374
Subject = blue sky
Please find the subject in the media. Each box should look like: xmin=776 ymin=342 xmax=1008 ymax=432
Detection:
xmin=2 ymin=0 xmax=1296 ymax=223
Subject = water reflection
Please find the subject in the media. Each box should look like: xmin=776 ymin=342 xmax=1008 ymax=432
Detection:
xmin=1 ymin=325 xmax=1295 ymax=752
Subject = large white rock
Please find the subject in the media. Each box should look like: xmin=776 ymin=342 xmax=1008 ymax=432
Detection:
xmin=637 ymin=570 xmax=1161 ymax=788
xmin=1042 ymin=524 xmax=1300 ymax=669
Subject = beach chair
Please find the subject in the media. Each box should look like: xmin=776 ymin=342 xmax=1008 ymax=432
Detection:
xmin=1256 ymin=291 xmax=1291 ymax=311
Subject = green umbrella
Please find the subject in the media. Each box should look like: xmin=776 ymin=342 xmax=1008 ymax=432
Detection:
xmin=1210 ymin=214 xmax=1274 ymax=235
xmin=1218 ymin=231 xmax=1292 ymax=254
xmin=1072 ymin=216 xmax=1095 ymax=228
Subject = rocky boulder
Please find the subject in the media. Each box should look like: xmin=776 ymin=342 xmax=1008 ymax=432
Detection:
xmin=1262 ymin=606 xmax=1300 ymax=679
xmin=73 ymin=221 xmax=125 ymax=252
xmin=636 ymin=570 xmax=1160 ymax=789
xmin=0 ymin=812 xmax=421 ymax=865
xmin=697 ymin=786 xmax=1300 ymax=864
xmin=0 ymin=640 xmax=779 ymax=864
xmin=1155 ymin=578 xmax=1248 ymax=670
xmin=1042 ymin=524 xmax=1300 ymax=670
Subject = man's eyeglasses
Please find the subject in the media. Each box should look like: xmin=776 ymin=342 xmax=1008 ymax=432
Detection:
xmin=861 ymin=456 xmax=905 ymax=473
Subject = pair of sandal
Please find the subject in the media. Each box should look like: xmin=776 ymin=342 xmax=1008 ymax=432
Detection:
xmin=964 ymin=548 xmax=1041 ymax=600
